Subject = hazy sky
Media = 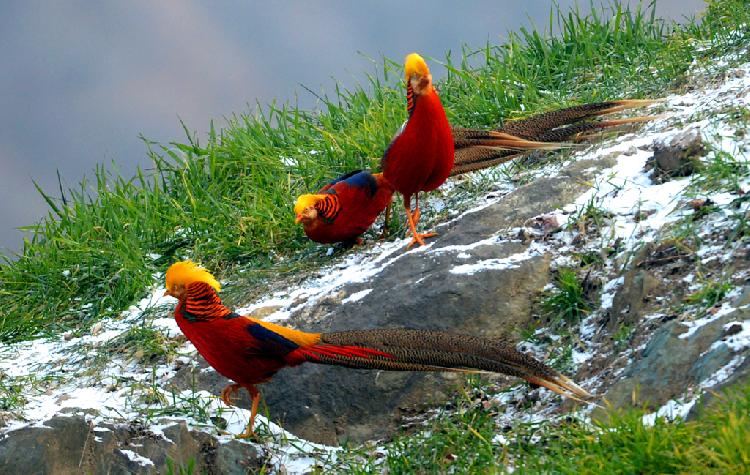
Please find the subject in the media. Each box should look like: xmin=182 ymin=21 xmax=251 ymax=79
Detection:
xmin=0 ymin=1 xmax=706 ymax=255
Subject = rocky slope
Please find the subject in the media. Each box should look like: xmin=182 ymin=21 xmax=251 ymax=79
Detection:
xmin=2 ymin=50 xmax=750 ymax=474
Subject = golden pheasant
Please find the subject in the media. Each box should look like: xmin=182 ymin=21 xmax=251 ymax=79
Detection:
xmin=165 ymin=260 xmax=592 ymax=438
xmin=295 ymin=170 xmax=394 ymax=245
xmin=380 ymin=53 xmax=455 ymax=247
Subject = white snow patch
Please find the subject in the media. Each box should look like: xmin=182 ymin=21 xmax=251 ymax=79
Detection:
xmin=449 ymin=241 xmax=547 ymax=275
xmin=492 ymin=433 xmax=510 ymax=445
xmin=234 ymin=238 xmax=431 ymax=322
xmin=119 ymin=449 xmax=155 ymax=467
xmin=600 ymin=277 xmax=625 ymax=310
xmin=573 ymin=348 xmax=594 ymax=365
xmin=342 ymin=289 xmax=373 ymax=304
xmin=710 ymin=320 xmax=750 ymax=352
xmin=680 ymin=289 xmax=743 ymax=339
xmin=642 ymin=398 xmax=697 ymax=426
xmin=151 ymin=317 xmax=183 ymax=338
xmin=701 ymin=355 xmax=746 ymax=388
xmin=428 ymin=234 xmax=508 ymax=255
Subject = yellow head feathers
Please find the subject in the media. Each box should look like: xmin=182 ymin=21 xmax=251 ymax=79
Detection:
xmin=404 ymin=53 xmax=430 ymax=82
xmin=165 ymin=260 xmax=221 ymax=293
xmin=294 ymin=194 xmax=323 ymax=217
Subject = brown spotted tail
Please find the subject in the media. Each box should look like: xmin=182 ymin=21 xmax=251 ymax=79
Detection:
xmin=304 ymin=328 xmax=594 ymax=402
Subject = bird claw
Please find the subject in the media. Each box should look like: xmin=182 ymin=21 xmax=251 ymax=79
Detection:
xmin=406 ymin=232 xmax=437 ymax=248
xmin=234 ymin=428 xmax=258 ymax=441
xmin=220 ymin=383 xmax=241 ymax=406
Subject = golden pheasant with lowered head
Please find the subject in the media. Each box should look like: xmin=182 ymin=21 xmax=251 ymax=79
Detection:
xmin=165 ymin=261 xmax=593 ymax=438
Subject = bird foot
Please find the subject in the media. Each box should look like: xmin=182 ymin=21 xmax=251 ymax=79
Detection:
xmin=406 ymin=231 xmax=437 ymax=248
xmin=220 ymin=383 xmax=242 ymax=406
xmin=234 ymin=428 xmax=258 ymax=440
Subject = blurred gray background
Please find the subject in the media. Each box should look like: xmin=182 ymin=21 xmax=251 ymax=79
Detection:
xmin=0 ymin=1 xmax=705 ymax=255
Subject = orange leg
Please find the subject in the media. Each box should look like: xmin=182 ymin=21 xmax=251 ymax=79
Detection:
xmin=237 ymin=385 xmax=261 ymax=439
xmin=413 ymin=194 xmax=421 ymax=224
xmin=403 ymin=194 xmax=436 ymax=248
xmin=220 ymin=383 xmax=261 ymax=439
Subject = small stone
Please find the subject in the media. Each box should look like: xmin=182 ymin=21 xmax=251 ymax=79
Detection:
xmin=517 ymin=227 xmax=533 ymax=244
xmin=210 ymin=416 xmax=228 ymax=430
xmin=728 ymin=68 xmax=746 ymax=79
xmin=634 ymin=209 xmax=656 ymax=222
xmin=56 ymin=394 xmax=72 ymax=404
xmin=90 ymin=322 xmax=104 ymax=336
xmin=724 ymin=322 xmax=743 ymax=336
xmin=251 ymin=305 xmax=282 ymax=319
xmin=648 ymin=126 xmax=705 ymax=182
xmin=688 ymin=198 xmax=712 ymax=211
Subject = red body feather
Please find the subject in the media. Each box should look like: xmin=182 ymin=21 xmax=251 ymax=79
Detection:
xmin=302 ymin=171 xmax=393 ymax=244
xmin=382 ymin=89 xmax=454 ymax=202
xmin=175 ymin=299 xmax=289 ymax=385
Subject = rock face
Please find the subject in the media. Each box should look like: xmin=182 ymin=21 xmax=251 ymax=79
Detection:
xmin=603 ymin=286 xmax=750 ymax=412
xmin=0 ymin=415 xmax=260 ymax=475
xmin=182 ymin=157 xmax=618 ymax=444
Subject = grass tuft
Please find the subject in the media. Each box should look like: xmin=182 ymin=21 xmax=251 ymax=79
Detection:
xmin=542 ymin=268 xmax=591 ymax=324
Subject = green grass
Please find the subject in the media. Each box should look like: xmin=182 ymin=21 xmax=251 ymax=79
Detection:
xmin=0 ymin=372 xmax=58 ymax=416
xmin=323 ymin=378 xmax=750 ymax=474
xmin=1 ymin=1 xmax=749 ymax=344
xmin=542 ymin=268 xmax=591 ymax=324
xmin=684 ymin=279 xmax=733 ymax=309
xmin=106 ymin=324 xmax=181 ymax=363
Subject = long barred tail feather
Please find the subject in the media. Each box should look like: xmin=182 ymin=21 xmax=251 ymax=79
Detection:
xmin=306 ymin=329 xmax=593 ymax=401
xmin=499 ymin=99 xmax=660 ymax=139
xmin=453 ymin=129 xmax=565 ymax=155
xmin=532 ymin=115 xmax=661 ymax=143
xmin=450 ymin=153 xmax=522 ymax=177
xmin=449 ymin=99 xmax=659 ymax=177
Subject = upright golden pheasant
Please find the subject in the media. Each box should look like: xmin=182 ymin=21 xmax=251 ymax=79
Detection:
xmin=165 ymin=261 xmax=592 ymax=438
xmin=380 ymin=53 xmax=455 ymax=247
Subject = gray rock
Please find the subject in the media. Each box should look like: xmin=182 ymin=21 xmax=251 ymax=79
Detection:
xmin=0 ymin=415 xmax=261 ymax=475
xmin=601 ymin=286 xmax=750 ymax=413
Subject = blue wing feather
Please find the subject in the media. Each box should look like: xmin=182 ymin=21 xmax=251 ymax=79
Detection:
xmin=247 ymin=323 xmax=299 ymax=350
xmin=324 ymin=170 xmax=378 ymax=197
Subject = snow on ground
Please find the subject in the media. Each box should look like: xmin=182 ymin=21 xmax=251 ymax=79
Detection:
xmin=2 ymin=51 xmax=750 ymax=474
